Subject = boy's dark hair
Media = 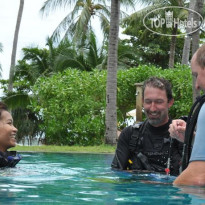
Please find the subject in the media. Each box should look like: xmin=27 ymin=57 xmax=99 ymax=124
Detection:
xmin=0 ymin=102 xmax=8 ymax=120
xmin=142 ymin=77 xmax=173 ymax=102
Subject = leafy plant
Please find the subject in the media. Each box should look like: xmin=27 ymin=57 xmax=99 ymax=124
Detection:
xmin=30 ymin=64 xmax=192 ymax=145
xmin=31 ymin=69 xmax=106 ymax=145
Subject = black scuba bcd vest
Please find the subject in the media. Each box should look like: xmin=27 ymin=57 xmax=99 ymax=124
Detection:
xmin=181 ymin=94 xmax=205 ymax=171
xmin=0 ymin=151 xmax=22 ymax=168
xmin=128 ymin=120 xmax=174 ymax=174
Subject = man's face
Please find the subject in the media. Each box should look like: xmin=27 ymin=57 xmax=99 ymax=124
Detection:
xmin=191 ymin=54 xmax=205 ymax=92
xmin=143 ymin=86 xmax=174 ymax=127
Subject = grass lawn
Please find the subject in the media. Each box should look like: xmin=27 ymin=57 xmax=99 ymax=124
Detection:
xmin=10 ymin=144 xmax=116 ymax=154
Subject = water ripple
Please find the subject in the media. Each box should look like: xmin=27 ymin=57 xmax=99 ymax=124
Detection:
xmin=0 ymin=152 xmax=204 ymax=205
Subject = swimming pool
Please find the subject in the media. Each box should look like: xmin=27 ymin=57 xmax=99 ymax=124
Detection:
xmin=1 ymin=152 xmax=205 ymax=204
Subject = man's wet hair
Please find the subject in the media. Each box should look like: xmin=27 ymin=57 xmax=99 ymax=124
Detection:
xmin=0 ymin=102 xmax=8 ymax=120
xmin=196 ymin=44 xmax=205 ymax=69
xmin=142 ymin=77 xmax=173 ymax=102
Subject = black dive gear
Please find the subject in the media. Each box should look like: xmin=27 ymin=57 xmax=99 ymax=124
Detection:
xmin=111 ymin=119 xmax=183 ymax=176
xmin=181 ymin=94 xmax=205 ymax=171
xmin=137 ymin=152 xmax=152 ymax=171
xmin=0 ymin=151 xmax=21 ymax=168
xmin=128 ymin=120 xmax=178 ymax=174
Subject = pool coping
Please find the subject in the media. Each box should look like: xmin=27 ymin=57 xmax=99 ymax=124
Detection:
xmin=18 ymin=151 xmax=115 ymax=154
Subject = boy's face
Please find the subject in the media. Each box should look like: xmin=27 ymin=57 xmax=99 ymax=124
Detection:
xmin=0 ymin=111 xmax=18 ymax=152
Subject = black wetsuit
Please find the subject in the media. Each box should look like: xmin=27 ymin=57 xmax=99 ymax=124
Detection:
xmin=111 ymin=120 xmax=183 ymax=176
xmin=0 ymin=151 xmax=21 ymax=168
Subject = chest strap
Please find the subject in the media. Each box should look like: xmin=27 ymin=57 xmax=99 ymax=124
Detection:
xmin=129 ymin=120 xmax=147 ymax=152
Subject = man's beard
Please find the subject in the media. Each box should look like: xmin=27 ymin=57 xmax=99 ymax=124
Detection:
xmin=144 ymin=110 xmax=167 ymax=126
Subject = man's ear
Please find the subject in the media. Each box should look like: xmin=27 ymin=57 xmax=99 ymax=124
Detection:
xmin=168 ymin=98 xmax=174 ymax=108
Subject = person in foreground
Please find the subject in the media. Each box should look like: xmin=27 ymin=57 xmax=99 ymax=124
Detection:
xmin=0 ymin=102 xmax=21 ymax=168
xmin=111 ymin=77 xmax=183 ymax=176
xmin=169 ymin=44 xmax=205 ymax=186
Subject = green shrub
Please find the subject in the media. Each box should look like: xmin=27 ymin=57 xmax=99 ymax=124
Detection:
xmin=31 ymin=65 xmax=192 ymax=145
xmin=31 ymin=69 xmax=106 ymax=145
xmin=117 ymin=64 xmax=192 ymax=123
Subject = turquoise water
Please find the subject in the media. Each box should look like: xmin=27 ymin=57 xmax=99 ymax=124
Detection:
xmin=1 ymin=153 xmax=205 ymax=204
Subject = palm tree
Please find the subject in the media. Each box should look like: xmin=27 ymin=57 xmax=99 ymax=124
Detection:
xmin=3 ymin=34 xmax=107 ymax=98
xmin=40 ymin=0 xmax=136 ymax=45
xmin=19 ymin=47 xmax=50 ymax=77
xmin=105 ymin=0 xmax=120 ymax=145
xmin=123 ymin=0 xmax=188 ymax=68
xmin=0 ymin=42 xmax=3 ymax=76
xmin=181 ymin=0 xmax=196 ymax=65
xmin=167 ymin=0 xmax=186 ymax=68
xmin=117 ymin=40 xmax=137 ymax=69
xmin=181 ymin=0 xmax=204 ymax=102
xmin=40 ymin=0 xmax=111 ymax=44
xmin=181 ymin=0 xmax=204 ymax=65
xmin=8 ymin=0 xmax=24 ymax=91
xmin=53 ymin=31 xmax=106 ymax=71
xmin=0 ymin=43 xmax=2 ymax=52
xmin=17 ymin=34 xmax=105 ymax=74
xmin=192 ymin=0 xmax=203 ymax=54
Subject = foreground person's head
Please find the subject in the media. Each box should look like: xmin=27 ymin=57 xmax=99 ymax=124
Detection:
xmin=0 ymin=102 xmax=18 ymax=152
xmin=142 ymin=77 xmax=174 ymax=127
xmin=191 ymin=44 xmax=205 ymax=92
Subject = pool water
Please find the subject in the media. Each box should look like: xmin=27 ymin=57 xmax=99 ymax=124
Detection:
xmin=1 ymin=153 xmax=205 ymax=204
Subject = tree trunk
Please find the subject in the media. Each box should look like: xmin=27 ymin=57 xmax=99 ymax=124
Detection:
xmin=192 ymin=0 xmax=203 ymax=54
xmin=181 ymin=35 xmax=191 ymax=65
xmin=168 ymin=25 xmax=178 ymax=68
xmin=105 ymin=0 xmax=120 ymax=145
xmin=181 ymin=0 xmax=196 ymax=65
xmin=191 ymin=0 xmax=203 ymax=102
xmin=0 ymin=43 xmax=2 ymax=74
xmin=8 ymin=0 xmax=24 ymax=91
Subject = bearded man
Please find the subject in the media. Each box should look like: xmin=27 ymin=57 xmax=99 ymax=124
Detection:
xmin=111 ymin=77 xmax=183 ymax=176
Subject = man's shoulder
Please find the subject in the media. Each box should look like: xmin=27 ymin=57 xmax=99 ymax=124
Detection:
xmin=119 ymin=121 xmax=146 ymax=139
xmin=132 ymin=121 xmax=144 ymax=129
xmin=120 ymin=125 xmax=133 ymax=136
xmin=122 ymin=121 xmax=145 ymax=132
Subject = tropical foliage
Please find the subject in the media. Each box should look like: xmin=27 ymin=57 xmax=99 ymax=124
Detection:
xmin=40 ymin=0 xmax=111 ymax=43
xmin=26 ymin=65 xmax=192 ymax=145
xmin=121 ymin=1 xmax=188 ymax=68
xmin=121 ymin=26 xmax=184 ymax=68
xmin=2 ymin=0 xmax=204 ymax=146
xmin=40 ymin=0 xmax=135 ymax=44
xmin=31 ymin=69 xmax=107 ymax=145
